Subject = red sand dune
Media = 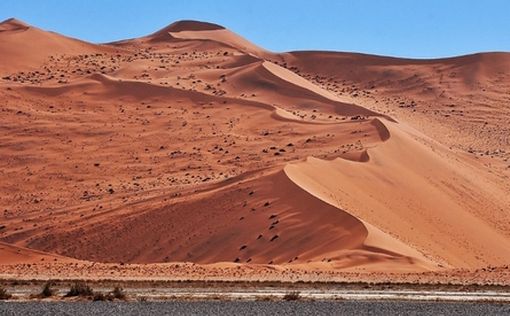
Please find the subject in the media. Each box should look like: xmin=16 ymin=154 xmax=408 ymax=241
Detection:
xmin=0 ymin=18 xmax=118 ymax=75
xmin=1 ymin=18 xmax=510 ymax=280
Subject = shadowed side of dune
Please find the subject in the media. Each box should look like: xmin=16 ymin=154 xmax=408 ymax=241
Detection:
xmin=156 ymin=20 xmax=225 ymax=33
xmin=370 ymin=118 xmax=391 ymax=141
xmin=221 ymin=59 xmax=392 ymax=120
xmin=24 ymin=169 xmax=428 ymax=271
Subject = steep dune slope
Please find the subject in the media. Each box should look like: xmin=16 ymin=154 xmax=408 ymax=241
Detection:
xmin=285 ymin=121 xmax=510 ymax=268
xmin=221 ymin=60 xmax=387 ymax=120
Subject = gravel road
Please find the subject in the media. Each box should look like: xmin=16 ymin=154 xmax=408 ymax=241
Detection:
xmin=1 ymin=300 xmax=510 ymax=316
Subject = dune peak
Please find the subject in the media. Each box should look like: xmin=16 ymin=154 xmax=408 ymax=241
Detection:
xmin=156 ymin=20 xmax=225 ymax=34
xmin=145 ymin=19 xmax=227 ymax=43
xmin=0 ymin=17 xmax=31 ymax=31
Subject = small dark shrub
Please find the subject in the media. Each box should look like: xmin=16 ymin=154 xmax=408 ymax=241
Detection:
xmin=0 ymin=287 xmax=12 ymax=300
xmin=93 ymin=292 xmax=106 ymax=301
xmin=110 ymin=287 xmax=126 ymax=300
xmin=283 ymin=291 xmax=300 ymax=301
xmin=40 ymin=281 xmax=54 ymax=298
xmin=65 ymin=282 xmax=93 ymax=297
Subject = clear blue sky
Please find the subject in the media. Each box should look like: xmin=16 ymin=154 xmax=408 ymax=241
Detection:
xmin=1 ymin=0 xmax=509 ymax=58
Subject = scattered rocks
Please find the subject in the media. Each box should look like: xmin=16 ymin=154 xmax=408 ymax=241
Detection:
xmin=270 ymin=235 xmax=279 ymax=242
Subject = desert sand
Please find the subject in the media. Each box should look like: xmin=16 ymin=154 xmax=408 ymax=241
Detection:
xmin=1 ymin=18 xmax=510 ymax=284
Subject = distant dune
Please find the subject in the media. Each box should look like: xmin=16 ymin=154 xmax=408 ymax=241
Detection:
xmin=1 ymin=18 xmax=510 ymax=282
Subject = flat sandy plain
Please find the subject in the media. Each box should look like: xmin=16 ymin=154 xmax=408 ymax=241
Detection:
xmin=1 ymin=18 xmax=510 ymax=291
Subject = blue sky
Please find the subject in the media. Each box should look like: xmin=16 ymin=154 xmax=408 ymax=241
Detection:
xmin=1 ymin=0 xmax=509 ymax=58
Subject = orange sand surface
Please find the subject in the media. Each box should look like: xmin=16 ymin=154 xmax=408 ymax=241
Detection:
xmin=1 ymin=18 xmax=510 ymax=283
